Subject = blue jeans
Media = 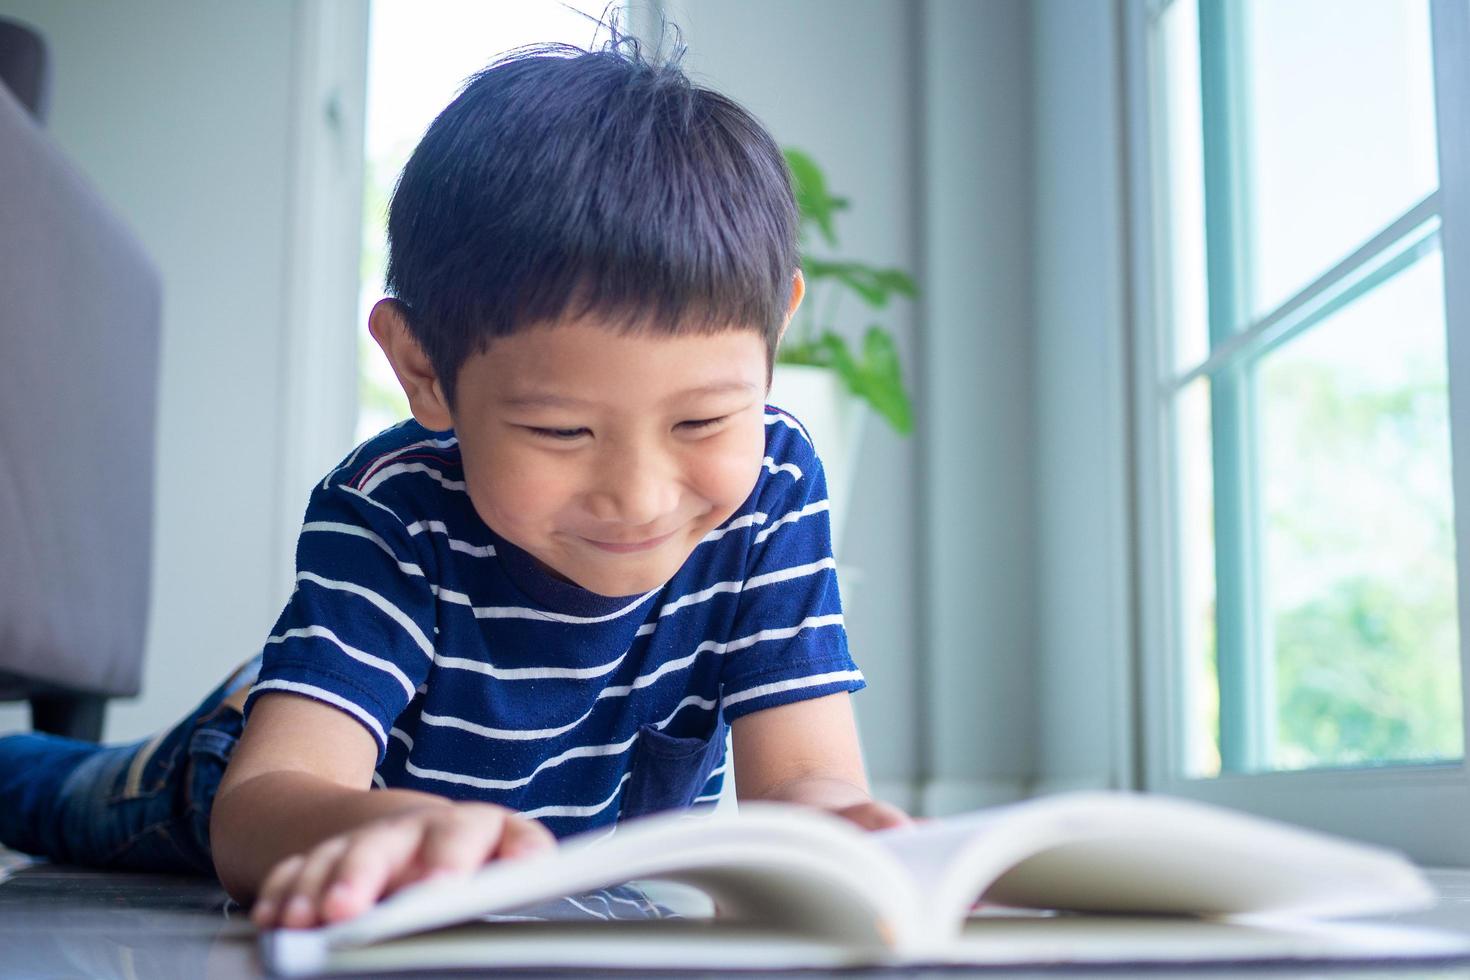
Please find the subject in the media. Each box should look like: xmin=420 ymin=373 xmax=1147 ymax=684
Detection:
xmin=0 ymin=655 xmax=261 ymax=875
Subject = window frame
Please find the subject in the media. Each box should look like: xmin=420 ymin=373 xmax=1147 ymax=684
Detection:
xmin=1125 ymin=0 xmax=1470 ymax=864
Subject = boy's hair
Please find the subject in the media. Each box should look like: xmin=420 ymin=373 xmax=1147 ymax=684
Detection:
xmin=384 ymin=37 xmax=799 ymax=409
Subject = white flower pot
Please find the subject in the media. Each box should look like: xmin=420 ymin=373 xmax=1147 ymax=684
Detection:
xmin=767 ymin=363 xmax=868 ymax=559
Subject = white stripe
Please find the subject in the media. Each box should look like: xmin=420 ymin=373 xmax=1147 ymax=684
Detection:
xmin=266 ymin=625 xmax=417 ymax=700
xmin=435 ymin=588 xmax=659 ymax=625
xmin=405 ymin=737 xmax=632 ymax=789
xmin=562 ymin=896 xmax=609 ymax=920
xmin=413 ymin=616 xmax=841 ymax=741
xmin=249 ymin=679 xmax=388 ymax=747
xmin=745 ymin=556 xmax=837 ymax=591
xmin=404 ymin=695 xmax=716 ymax=790
xmin=698 ymin=511 xmax=767 ymax=544
xmin=602 ymin=614 xmax=845 ymax=698
xmin=419 ymin=707 xmax=589 ymax=742
xmin=339 ymin=484 xmax=406 ymax=523
xmin=390 ymin=727 xmax=414 ymax=750
xmin=722 ymin=669 xmax=865 ymax=710
xmin=371 ymin=772 xmax=386 ymax=789
xmin=301 ymin=522 xmax=426 ymax=577
xmin=765 ymin=410 xmax=812 ymax=443
xmin=521 ymin=772 xmax=632 ymax=820
xmin=320 ymin=421 xmax=419 ymax=490
xmin=762 ymin=456 xmax=803 ymax=480
xmin=654 ymin=579 xmax=744 ymax=618
xmin=354 ymin=436 xmax=459 ymax=489
xmin=322 ymin=437 xmax=376 ymax=490
xmin=432 ymin=649 xmax=628 ymax=681
xmin=297 ymin=571 xmax=434 ymax=659
xmin=360 ymin=461 xmax=466 ymax=497
xmin=639 ymin=556 xmax=835 ymax=631
xmin=753 ymin=500 xmax=830 ymax=545
xmin=692 ymin=792 xmax=722 ymax=804
xmin=404 ymin=520 xmax=496 ymax=557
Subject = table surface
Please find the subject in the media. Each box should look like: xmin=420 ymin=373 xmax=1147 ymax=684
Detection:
xmin=5 ymin=850 xmax=1470 ymax=979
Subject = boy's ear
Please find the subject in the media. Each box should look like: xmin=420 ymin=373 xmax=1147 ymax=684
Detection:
xmin=774 ymin=269 xmax=806 ymax=350
xmin=368 ymin=299 xmax=455 ymax=431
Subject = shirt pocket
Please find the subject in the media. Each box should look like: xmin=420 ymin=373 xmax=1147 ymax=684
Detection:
xmin=620 ymin=719 xmax=727 ymax=822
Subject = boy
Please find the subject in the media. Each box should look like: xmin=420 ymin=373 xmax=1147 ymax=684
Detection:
xmin=0 ymin=40 xmax=908 ymax=930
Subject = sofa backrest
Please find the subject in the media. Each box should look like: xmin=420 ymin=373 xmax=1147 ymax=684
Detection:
xmin=0 ymin=77 xmax=161 ymax=697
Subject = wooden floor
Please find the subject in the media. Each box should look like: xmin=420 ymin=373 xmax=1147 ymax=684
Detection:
xmin=4 ymin=849 xmax=1470 ymax=979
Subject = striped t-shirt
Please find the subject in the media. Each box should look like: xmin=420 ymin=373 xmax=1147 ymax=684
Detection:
xmin=241 ymin=405 xmax=865 ymax=839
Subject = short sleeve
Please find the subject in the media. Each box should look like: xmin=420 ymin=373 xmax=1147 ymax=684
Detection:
xmin=243 ymin=483 xmax=437 ymax=763
xmin=718 ymin=414 xmax=866 ymax=723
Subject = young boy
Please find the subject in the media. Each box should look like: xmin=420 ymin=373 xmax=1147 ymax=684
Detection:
xmin=0 ymin=39 xmax=908 ymax=930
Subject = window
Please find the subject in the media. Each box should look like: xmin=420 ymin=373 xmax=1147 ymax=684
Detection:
xmin=356 ymin=0 xmax=620 ymax=443
xmin=1128 ymin=0 xmax=1470 ymax=861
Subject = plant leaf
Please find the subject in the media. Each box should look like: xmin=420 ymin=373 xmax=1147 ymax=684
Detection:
xmin=802 ymin=259 xmax=919 ymax=308
xmin=794 ymin=329 xmax=913 ymax=435
xmin=776 ymin=335 xmax=832 ymax=367
xmin=784 ymin=148 xmax=847 ymax=248
xmin=856 ymin=326 xmax=913 ymax=434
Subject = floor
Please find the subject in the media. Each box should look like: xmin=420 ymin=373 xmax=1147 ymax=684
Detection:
xmin=4 ymin=850 xmax=1470 ymax=979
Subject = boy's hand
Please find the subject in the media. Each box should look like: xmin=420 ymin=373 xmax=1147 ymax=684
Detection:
xmin=830 ymin=798 xmax=914 ymax=832
xmin=250 ymin=802 xmax=555 ymax=930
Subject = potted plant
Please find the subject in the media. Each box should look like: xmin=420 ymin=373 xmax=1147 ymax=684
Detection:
xmin=770 ymin=148 xmax=917 ymax=557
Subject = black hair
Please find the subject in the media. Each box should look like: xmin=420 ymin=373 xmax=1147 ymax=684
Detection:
xmin=383 ymin=33 xmax=799 ymax=409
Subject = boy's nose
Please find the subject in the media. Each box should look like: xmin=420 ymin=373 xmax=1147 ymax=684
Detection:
xmin=586 ymin=456 xmax=681 ymax=531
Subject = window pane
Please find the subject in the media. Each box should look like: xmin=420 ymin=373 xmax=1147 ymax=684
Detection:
xmin=1176 ymin=377 xmax=1221 ymax=777
xmin=1240 ymin=0 xmax=1438 ymax=321
xmin=1256 ymin=247 xmax=1461 ymax=771
xmin=1156 ymin=0 xmax=1210 ymax=374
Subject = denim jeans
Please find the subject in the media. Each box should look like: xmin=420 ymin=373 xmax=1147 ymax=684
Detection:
xmin=0 ymin=655 xmax=261 ymax=875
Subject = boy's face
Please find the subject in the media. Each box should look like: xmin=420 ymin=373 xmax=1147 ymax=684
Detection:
xmin=372 ymin=290 xmax=801 ymax=597
xmin=454 ymin=322 xmax=770 ymax=596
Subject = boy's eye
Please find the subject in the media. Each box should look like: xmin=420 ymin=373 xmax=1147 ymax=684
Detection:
xmin=527 ymin=417 xmax=727 ymax=440
xmin=678 ymin=416 xmax=727 ymax=431
xmin=529 ymin=426 xmax=589 ymax=440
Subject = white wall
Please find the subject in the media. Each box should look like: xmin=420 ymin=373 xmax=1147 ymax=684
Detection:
xmin=1030 ymin=0 xmax=1136 ymax=793
xmin=917 ymin=0 xmax=1038 ymax=812
xmin=0 ymin=0 xmax=304 ymax=740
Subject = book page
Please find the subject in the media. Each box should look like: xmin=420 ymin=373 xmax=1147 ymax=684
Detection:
xmin=290 ymin=804 xmax=919 ymax=961
xmin=868 ymin=792 xmax=1436 ymax=943
xmin=940 ymin=914 xmax=1470 ymax=966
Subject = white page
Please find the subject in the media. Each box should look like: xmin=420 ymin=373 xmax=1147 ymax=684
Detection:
xmin=940 ymin=914 xmax=1470 ymax=966
xmin=870 ymin=792 xmax=1436 ymax=939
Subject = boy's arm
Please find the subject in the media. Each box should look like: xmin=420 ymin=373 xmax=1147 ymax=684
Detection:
xmin=211 ymin=693 xmax=554 ymax=928
xmin=730 ymin=692 xmax=911 ymax=830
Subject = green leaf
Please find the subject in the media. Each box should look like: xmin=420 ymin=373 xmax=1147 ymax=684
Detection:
xmin=855 ymin=326 xmax=913 ymax=434
xmin=802 ymin=259 xmax=920 ymax=308
xmin=784 ymin=148 xmax=848 ymax=248
xmin=775 ymin=335 xmax=832 ymax=367
xmin=790 ymin=328 xmax=913 ymax=435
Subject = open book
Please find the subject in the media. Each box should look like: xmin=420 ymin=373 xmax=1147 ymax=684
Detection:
xmin=263 ymin=791 xmax=1469 ymax=976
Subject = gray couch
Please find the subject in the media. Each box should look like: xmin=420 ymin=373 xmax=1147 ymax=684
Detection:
xmin=0 ymin=18 xmax=161 ymax=740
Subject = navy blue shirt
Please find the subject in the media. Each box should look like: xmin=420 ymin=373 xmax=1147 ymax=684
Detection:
xmin=242 ymin=406 xmax=865 ymax=838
